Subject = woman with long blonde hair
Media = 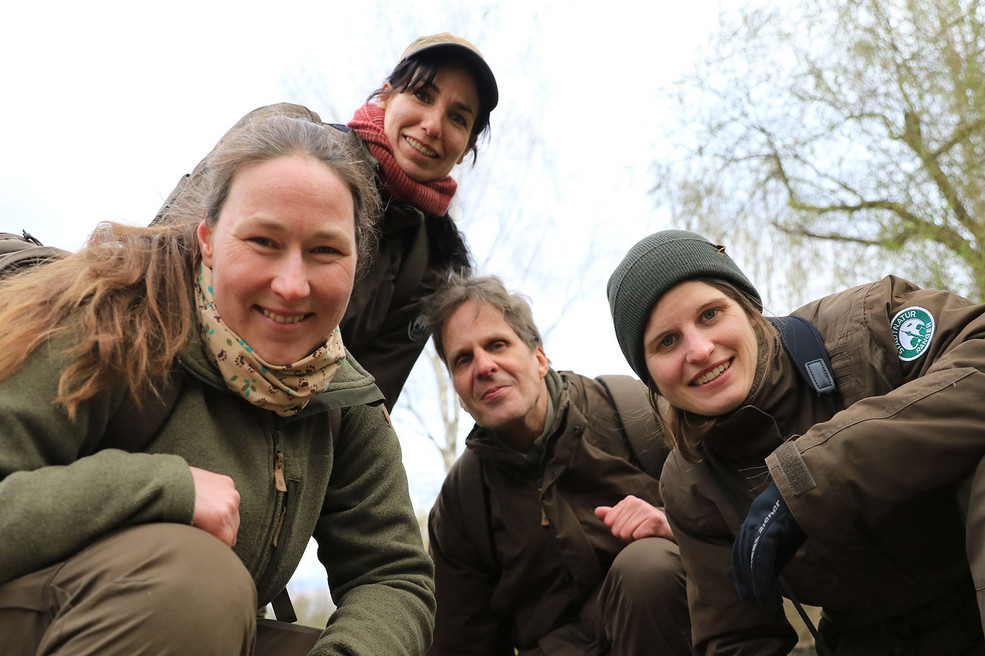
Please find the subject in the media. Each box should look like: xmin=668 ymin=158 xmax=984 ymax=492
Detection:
xmin=0 ymin=110 xmax=434 ymax=656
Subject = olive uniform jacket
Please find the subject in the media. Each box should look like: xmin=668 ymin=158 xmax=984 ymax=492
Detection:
xmin=0 ymin=326 xmax=435 ymax=656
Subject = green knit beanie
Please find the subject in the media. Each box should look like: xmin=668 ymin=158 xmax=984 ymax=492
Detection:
xmin=606 ymin=230 xmax=761 ymax=382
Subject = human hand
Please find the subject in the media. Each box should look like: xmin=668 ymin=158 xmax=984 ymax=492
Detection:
xmin=594 ymin=495 xmax=674 ymax=543
xmin=189 ymin=466 xmax=241 ymax=547
xmin=731 ymin=480 xmax=806 ymax=609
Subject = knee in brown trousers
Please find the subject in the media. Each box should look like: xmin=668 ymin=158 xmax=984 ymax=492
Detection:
xmin=0 ymin=523 xmax=257 ymax=656
xmin=598 ymin=537 xmax=694 ymax=656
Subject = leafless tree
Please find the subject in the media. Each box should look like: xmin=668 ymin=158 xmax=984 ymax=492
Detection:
xmin=656 ymin=0 xmax=985 ymax=308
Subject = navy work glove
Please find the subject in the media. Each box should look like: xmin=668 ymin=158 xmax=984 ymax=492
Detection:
xmin=731 ymin=480 xmax=806 ymax=609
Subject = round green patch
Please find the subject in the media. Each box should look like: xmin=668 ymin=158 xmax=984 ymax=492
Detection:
xmin=891 ymin=306 xmax=935 ymax=361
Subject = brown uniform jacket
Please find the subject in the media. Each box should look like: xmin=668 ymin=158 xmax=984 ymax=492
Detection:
xmin=661 ymin=275 xmax=985 ymax=655
xmin=428 ymin=370 xmax=669 ymax=655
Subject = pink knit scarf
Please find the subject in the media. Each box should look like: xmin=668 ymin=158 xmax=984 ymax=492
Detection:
xmin=347 ymin=102 xmax=458 ymax=216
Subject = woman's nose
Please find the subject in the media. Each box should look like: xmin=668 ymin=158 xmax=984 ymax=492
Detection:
xmin=270 ymin=255 xmax=310 ymax=301
xmin=421 ymin=107 xmax=442 ymax=136
xmin=684 ymin=333 xmax=714 ymax=363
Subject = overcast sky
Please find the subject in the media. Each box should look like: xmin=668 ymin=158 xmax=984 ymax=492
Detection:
xmin=3 ymin=0 xmax=725 ymax=588
xmin=2 ymin=0 xmax=718 ymax=248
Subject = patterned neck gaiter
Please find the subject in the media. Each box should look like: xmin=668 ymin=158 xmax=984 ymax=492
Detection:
xmin=194 ymin=263 xmax=345 ymax=416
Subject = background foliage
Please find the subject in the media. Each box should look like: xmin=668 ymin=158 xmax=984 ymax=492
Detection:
xmin=656 ymin=0 xmax=985 ymax=306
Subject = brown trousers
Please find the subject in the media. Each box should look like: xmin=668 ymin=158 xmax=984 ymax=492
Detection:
xmin=524 ymin=537 xmax=694 ymax=656
xmin=0 ymin=523 xmax=322 ymax=656
xmin=598 ymin=537 xmax=694 ymax=656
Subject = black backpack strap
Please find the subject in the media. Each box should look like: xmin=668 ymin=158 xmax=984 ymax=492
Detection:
xmin=595 ymin=374 xmax=667 ymax=477
xmin=766 ymin=315 xmax=837 ymax=413
xmin=270 ymin=588 xmax=298 ymax=624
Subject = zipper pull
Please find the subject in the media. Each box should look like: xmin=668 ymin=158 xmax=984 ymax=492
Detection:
xmin=272 ymin=507 xmax=286 ymax=547
xmin=274 ymin=451 xmax=287 ymax=492
xmin=541 ymin=507 xmax=549 ymax=527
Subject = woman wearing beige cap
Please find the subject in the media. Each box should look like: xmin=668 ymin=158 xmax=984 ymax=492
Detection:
xmin=343 ymin=32 xmax=498 ymax=409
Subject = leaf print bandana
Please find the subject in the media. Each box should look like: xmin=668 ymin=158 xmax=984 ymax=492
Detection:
xmin=195 ymin=263 xmax=345 ymax=416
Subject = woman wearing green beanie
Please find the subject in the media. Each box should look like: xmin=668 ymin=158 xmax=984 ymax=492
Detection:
xmin=607 ymin=229 xmax=985 ymax=655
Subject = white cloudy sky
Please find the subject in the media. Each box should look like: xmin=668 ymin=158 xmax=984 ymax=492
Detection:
xmin=2 ymin=0 xmax=726 ymax=588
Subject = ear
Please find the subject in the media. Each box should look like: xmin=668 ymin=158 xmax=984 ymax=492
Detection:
xmin=197 ymin=219 xmax=215 ymax=267
xmin=377 ymin=82 xmax=393 ymax=110
xmin=534 ymin=346 xmax=549 ymax=379
xmin=457 ymin=135 xmax=478 ymax=165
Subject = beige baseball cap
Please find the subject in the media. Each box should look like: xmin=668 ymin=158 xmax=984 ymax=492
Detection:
xmin=398 ymin=32 xmax=499 ymax=112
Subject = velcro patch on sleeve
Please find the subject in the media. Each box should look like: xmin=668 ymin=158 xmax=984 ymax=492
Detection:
xmin=774 ymin=440 xmax=816 ymax=496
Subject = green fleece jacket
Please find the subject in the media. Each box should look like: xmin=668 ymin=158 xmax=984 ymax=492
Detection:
xmin=0 ymin=331 xmax=435 ymax=656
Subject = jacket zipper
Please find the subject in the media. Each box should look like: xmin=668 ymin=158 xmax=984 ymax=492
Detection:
xmin=272 ymin=450 xmax=288 ymax=547
xmin=253 ymin=431 xmax=289 ymax=590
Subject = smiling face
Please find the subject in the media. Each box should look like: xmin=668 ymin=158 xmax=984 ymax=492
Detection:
xmin=643 ymin=280 xmax=759 ymax=417
xmin=442 ymin=300 xmax=550 ymax=449
xmin=378 ymin=62 xmax=480 ymax=183
xmin=197 ymin=155 xmax=356 ymax=366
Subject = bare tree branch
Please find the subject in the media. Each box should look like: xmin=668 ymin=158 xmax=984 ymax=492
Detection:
xmin=655 ymin=0 xmax=985 ymax=302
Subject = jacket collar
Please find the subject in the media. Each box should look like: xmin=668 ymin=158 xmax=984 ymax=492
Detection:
xmin=701 ymin=348 xmax=797 ymax=463
xmin=177 ymin=332 xmax=384 ymax=415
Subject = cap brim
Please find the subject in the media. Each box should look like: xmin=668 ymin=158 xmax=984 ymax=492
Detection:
xmin=404 ymin=42 xmax=499 ymax=112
